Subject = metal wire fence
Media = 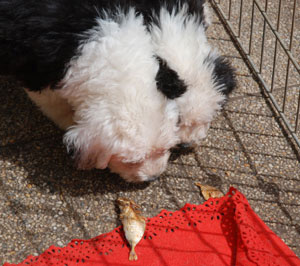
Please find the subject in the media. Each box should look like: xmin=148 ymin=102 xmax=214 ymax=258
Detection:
xmin=210 ymin=0 xmax=300 ymax=148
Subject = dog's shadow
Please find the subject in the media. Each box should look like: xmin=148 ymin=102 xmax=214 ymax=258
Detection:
xmin=1 ymin=76 xmax=195 ymax=197
xmin=0 ymin=76 xmax=152 ymax=196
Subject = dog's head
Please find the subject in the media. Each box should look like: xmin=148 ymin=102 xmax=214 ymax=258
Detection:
xmin=151 ymin=3 xmax=236 ymax=145
xmin=63 ymin=99 xmax=179 ymax=182
xmin=60 ymin=8 xmax=180 ymax=182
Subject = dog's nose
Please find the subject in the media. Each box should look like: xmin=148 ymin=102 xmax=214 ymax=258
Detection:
xmin=176 ymin=143 xmax=193 ymax=149
xmin=169 ymin=142 xmax=195 ymax=161
xmin=147 ymin=175 xmax=159 ymax=182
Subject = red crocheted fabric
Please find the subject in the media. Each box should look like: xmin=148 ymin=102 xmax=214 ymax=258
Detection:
xmin=4 ymin=187 xmax=300 ymax=266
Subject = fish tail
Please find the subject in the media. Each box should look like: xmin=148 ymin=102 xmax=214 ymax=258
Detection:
xmin=129 ymin=245 xmax=138 ymax=261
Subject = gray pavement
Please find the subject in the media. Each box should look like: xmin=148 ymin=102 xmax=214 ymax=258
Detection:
xmin=1 ymin=4 xmax=300 ymax=264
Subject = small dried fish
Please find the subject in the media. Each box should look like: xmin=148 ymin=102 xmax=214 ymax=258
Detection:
xmin=117 ymin=197 xmax=146 ymax=261
xmin=195 ymin=183 xmax=224 ymax=200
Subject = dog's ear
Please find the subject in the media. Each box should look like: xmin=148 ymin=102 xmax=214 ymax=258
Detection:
xmin=204 ymin=53 xmax=236 ymax=97
xmin=212 ymin=56 xmax=236 ymax=97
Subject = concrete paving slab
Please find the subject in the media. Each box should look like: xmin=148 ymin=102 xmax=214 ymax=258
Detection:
xmin=1 ymin=2 xmax=299 ymax=264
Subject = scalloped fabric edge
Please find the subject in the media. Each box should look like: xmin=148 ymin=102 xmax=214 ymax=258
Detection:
xmin=4 ymin=187 xmax=300 ymax=266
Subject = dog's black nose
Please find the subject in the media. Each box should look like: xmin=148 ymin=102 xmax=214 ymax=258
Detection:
xmin=169 ymin=143 xmax=195 ymax=161
xmin=147 ymin=175 xmax=159 ymax=182
xmin=176 ymin=143 xmax=193 ymax=149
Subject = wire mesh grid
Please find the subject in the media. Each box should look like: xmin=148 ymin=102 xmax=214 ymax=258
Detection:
xmin=210 ymin=0 xmax=300 ymax=148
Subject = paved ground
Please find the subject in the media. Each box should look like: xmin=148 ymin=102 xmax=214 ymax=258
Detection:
xmin=1 ymin=3 xmax=299 ymax=265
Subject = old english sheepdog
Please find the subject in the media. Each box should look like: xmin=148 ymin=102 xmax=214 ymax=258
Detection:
xmin=0 ymin=0 xmax=235 ymax=182
xmin=148 ymin=1 xmax=236 ymax=145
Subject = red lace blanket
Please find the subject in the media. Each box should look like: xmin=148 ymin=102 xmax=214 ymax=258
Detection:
xmin=4 ymin=187 xmax=300 ymax=266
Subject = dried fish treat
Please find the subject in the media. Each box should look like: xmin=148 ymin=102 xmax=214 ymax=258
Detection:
xmin=117 ymin=198 xmax=146 ymax=261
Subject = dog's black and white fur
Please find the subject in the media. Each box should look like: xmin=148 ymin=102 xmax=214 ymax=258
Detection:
xmin=150 ymin=3 xmax=236 ymax=144
xmin=0 ymin=0 xmax=235 ymax=182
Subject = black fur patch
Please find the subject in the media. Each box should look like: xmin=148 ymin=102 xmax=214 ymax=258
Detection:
xmin=204 ymin=54 xmax=236 ymax=97
xmin=0 ymin=0 xmax=208 ymax=92
xmin=140 ymin=0 xmax=208 ymax=28
xmin=0 ymin=0 xmax=108 ymax=91
xmin=155 ymin=57 xmax=187 ymax=99
xmin=212 ymin=56 xmax=236 ymax=96
xmin=0 ymin=0 xmax=146 ymax=91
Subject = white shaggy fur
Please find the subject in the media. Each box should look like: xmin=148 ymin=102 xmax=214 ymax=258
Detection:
xmin=55 ymin=9 xmax=180 ymax=182
xmin=150 ymin=5 xmax=225 ymax=144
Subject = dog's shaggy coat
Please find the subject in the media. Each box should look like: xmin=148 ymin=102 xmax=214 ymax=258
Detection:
xmin=0 ymin=0 xmax=235 ymax=182
xmin=148 ymin=3 xmax=236 ymax=144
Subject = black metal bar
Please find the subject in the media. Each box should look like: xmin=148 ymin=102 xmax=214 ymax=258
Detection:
xmin=282 ymin=0 xmax=296 ymax=114
xmin=248 ymin=0 xmax=255 ymax=55
xmin=238 ymin=0 xmax=243 ymax=38
xmin=270 ymin=0 xmax=282 ymax=93
xmin=252 ymin=0 xmax=300 ymax=75
xmin=282 ymin=59 xmax=290 ymax=113
xmin=259 ymin=0 xmax=268 ymax=74
xmin=289 ymin=0 xmax=297 ymax=51
xmin=209 ymin=0 xmax=300 ymax=147
xmin=228 ymin=0 xmax=232 ymax=20
xmin=295 ymin=88 xmax=300 ymax=132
